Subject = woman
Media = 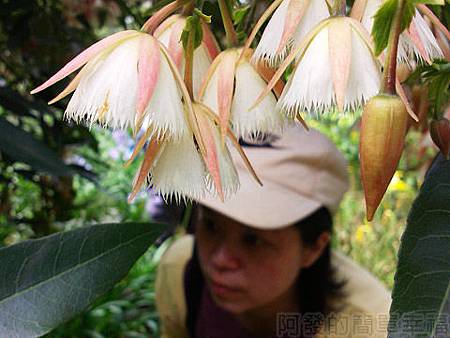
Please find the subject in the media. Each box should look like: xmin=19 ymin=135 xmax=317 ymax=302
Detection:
xmin=156 ymin=125 xmax=391 ymax=337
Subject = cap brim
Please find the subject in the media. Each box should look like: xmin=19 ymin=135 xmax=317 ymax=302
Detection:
xmin=197 ymin=171 xmax=322 ymax=230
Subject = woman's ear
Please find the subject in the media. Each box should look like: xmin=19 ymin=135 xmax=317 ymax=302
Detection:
xmin=300 ymin=232 xmax=330 ymax=268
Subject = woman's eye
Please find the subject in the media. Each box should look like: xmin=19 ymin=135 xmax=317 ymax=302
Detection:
xmin=203 ymin=219 xmax=216 ymax=233
xmin=242 ymin=232 xmax=264 ymax=247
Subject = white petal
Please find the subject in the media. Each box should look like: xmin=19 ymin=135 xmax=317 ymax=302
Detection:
xmin=142 ymin=50 xmax=188 ymax=140
xmin=65 ymin=37 xmax=140 ymax=129
xmin=200 ymin=64 xmax=220 ymax=113
xmin=344 ymin=29 xmax=381 ymax=111
xmin=279 ymin=21 xmax=380 ymax=114
xmin=192 ymin=45 xmax=213 ymax=98
xmin=253 ymin=0 xmax=329 ymax=66
xmin=232 ymin=62 xmax=286 ymax=138
xmin=279 ymin=26 xmax=334 ymax=115
xmin=156 ymin=24 xmax=171 ymax=45
xmin=253 ymin=0 xmax=289 ymax=65
xmin=291 ymin=0 xmax=329 ymax=51
xmin=149 ymin=136 xmax=207 ymax=202
xmin=397 ymin=33 xmax=415 ymax=66
xmin=406 ymin=11 xmax=443 ymax=63
xmin=205 ymin=123 xmax=240 ymax=199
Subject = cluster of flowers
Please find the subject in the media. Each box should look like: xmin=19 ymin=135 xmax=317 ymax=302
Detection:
xmin=31 ymin=0 xmax=447 ymax=206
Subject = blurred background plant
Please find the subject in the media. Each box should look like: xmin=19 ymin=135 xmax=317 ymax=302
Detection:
xmin=0 ymin=0 xmax=445 ymax=337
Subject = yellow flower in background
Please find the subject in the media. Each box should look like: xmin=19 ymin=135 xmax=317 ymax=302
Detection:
xmin=355 ymin=223 xmax=372 ymax=243
xmin=389 ymin=171 xmax=409 ymax=192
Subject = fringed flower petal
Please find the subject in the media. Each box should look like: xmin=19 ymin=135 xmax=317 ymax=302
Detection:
xmin=140 ymin=48 xmax=188 ymax=140
xmin=252 ymin=0 xmax=329 ymax=66
xmin=344 ymin=23 xmax=381 ymax=112
xmin=201 ymin=49 xmax=287 ymax=139
xmin=149 ymin=135 xmax=208 ymax=202
xmin=357 ymin=1 xmax=443 ymax=65
xmin=128 ymin=138 xmax=162 ymax=202
xmin=31 ymin=30 xmax=140 ymax=94
xmin=328 ymin=19 xmax=352 ymax=112
xmin=399 ymin=11 xmax=443 ymax=65
xmin=195 ymin=103 xmax=240 ymax=200
xmin=277 ymin=17 xmax=380 ymax=115
xmin=232 ymin=61 xmax=286 ymax=139
xmin=217 ymin=50 xmax=238 ymax=142
xmin=136 ymin=35 xmax=161 ymax=126
xmin=278 ymin=24 xmax=332 ymax=115
xmin=65 ymin=36 xmax=141 ymax=129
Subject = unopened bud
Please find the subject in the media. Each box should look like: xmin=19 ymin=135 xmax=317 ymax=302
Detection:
xmin=430 ymin=118 xmax=450 ymax=160
xmin=360 ymin=94 xmax=408 ymax=221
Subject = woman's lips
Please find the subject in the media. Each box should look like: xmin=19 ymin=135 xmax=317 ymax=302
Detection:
xmin=209 ymin=280 xmax=243 ymax=298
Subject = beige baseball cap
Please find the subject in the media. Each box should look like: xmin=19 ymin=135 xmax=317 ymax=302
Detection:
xmin=197 ymin=123 xmax=349 ymax=229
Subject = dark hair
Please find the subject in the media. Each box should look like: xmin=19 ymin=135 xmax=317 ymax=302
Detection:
xmin=294 ymin=206 xmax=347 ymax=334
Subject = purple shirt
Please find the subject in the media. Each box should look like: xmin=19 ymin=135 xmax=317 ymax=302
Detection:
xmin=195 ymin=286 xmax=303 ymax=338
xmin=195 ymin=286 xmax=254 ymax=338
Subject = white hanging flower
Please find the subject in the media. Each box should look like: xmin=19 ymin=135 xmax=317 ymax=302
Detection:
xmin=200 ymin=48 xmax=288 ymax=141
xmin=31 ymin=30 xmax=190 ymax=140
xmin=149 ymin=135 xmax=209 ymax=202
xmin=397 ymin=11 xmax=443 ymax=65
xmin=154 ymin=14 xmax=220 ymax=97
xmin=128 ymin=102 xmax=244 ymax=203
xmin=252 ymin=0 xmax=330 ymax=66
xmin=256 ymin=17 xmax=381 ymax=115
xmin=351 ymin=0 xmax=443 ymax=65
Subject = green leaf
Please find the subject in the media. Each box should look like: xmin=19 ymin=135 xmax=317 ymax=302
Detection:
xmin=406 ymin=60 xmax=450 ymax=118
xmin=181 ymin=14 xmax=203 ymax=52
xmin=0 ymin=117 xmax=74 ymax=176
xmin=0 ymin=222 xmax=167 ymax=338
xmin=389 ymin=155 xmax=450 ymax=337
xmin=372 ymin=0 xmax=398 ymax=56
xmin=233 ymin=5 xmax=250 ymax=26
xmin=401 ymin=1 xmax=416 ymax=31
xmin=372 ymin=0 xmax=416 ymax=56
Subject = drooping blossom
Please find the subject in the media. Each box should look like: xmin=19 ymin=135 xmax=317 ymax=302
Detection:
xmin=31 ymin=30 xmax=190 ymax=140
xmin=351 ymin=0 xmax=444 ymax=65
xmin=249 ymin=0 xmax=330 ymax=66
xmin=154 ymin=14 xmax=220 ymax=97
xmin=256 ymin=17 xmax=381 ymax=115
xmin=127 ymin=102 xmax=260 ymax=203
xmin=199 ymin=48 xmax=288 ymax=141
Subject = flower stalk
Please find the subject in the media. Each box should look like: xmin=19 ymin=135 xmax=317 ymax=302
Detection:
xmin=142 ymin=0 xmax=190 ymax=34
xmin=218 ymin=0 xmax=239 ymax=47
xmin=333 ymin=0 xmax=346 ymax=16
xmin=381 ymin=0 xmax=406 ymax=95
xmin=184 ymin=23 xmax=195 ymax=99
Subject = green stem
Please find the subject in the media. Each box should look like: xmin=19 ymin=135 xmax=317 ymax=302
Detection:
xmin=333 ymin=0 xmax=346 ymax=16
xmin=181 ymin=1 xmax=195 ymax=16
xmin=181 ymin=202 xmax=193 ymax=229
xmin=381 ymin=0 xmax=406 ymax=95
xmin=218 ymin=0 xmax=239 ymax=47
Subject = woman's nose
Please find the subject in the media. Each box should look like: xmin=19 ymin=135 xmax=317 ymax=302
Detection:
xmin=210 ymin=242 xmax=240 ymax=271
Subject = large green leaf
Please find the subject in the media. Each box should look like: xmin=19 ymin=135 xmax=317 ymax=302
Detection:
xmin=0 ymin=222 xmax=167 ymax=338
xmin=389 ymin=155 xmax=450 ymax=337
xmin=0 ymin=117 xmax=74 ymax=176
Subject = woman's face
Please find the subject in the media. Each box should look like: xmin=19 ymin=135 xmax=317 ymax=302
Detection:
xmin=195 ymin=207 xmax=313 ymax=315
